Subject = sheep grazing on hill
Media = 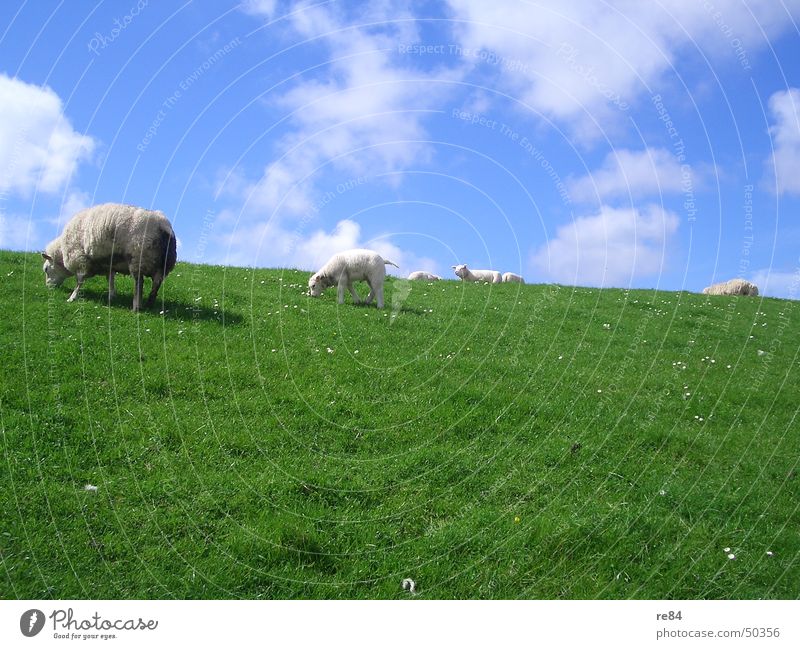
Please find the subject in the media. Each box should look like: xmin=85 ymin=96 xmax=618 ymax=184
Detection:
xmin=502 ymin=272 xmax=525 ymax=284
xmin=407 ymin=271 xmax=440 ymax=281
xmin=702 ymin=278 xmax=759 ymax=297
xmin=452 ymin=264 xmax=502 ymax=283
xmin=42 ymin=203 xmax=177 ymax=311
xmin=308 ymin=248 xmax=399 ymax=308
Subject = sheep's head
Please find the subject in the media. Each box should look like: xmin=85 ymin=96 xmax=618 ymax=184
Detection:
xmin=41 ymin=253 xmax=70 ymax=288
xmin=308 ymin=273 xmax=327 ymax=297
xmin=452 ymin=264 xmax=468 ymax=279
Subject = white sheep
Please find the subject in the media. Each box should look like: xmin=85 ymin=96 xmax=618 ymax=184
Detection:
xmin=308 ymin=248 xmax=399 ymax=308
xmin=452 ymin=264 xmax=502 ymax=283
xmin=502 ymin=272 xmax=525 ymax=284
xmin=702 ymin=278 xmax=759 ymax=296
xmin=407 ymin=271 xmax=441 ymax=281
xmin=42 ymin=203 xmax=177 ymax=311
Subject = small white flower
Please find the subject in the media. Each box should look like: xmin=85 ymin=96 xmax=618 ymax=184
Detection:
xmin=401 ymin=578 xmax=416 ymax=593
xmin=558 ymin=355 xmax=563 ymax=360
xmin=724 ymin=547 xmax=731 ymax=552
xmin=757 ymin=349 xmax=766 ymax=356
xmin=84 ymin=484 xmax=98 ymax=492
xmin=728 ymin=553 xmax=736 ymax=560
xmin=659 ymin=489 xmax=666 ymax=496
xmin=326 ymin=347 xmax=334 ymax=353
xmin=766 ymin=551 xmax=774 ymax=557
xmin=271 ymin=349 xmax=277 ymax=353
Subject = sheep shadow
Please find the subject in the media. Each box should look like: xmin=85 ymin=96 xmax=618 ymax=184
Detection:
xmin=78 ymin=288 xmax=243 ymax=325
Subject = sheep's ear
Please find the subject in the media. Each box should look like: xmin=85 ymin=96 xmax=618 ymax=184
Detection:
xmin=451 ymin=265 xmax=457 ymax=269
xmin=41 ymin=253 xmax=52 ymax=262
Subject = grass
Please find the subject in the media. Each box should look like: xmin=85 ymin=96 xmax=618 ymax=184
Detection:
xmin=1 ymin=249 xmax=798 ymax=599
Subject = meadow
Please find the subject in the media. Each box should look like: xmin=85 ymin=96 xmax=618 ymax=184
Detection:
xmin=1 ymin=249 xmax=798 ymax=599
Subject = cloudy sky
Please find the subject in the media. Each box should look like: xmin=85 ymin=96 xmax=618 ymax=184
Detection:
xmin=1 ymin=1 xmax=799 ymax=296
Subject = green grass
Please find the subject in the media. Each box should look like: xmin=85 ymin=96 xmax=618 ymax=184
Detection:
xmin=1 ymin=249 xmax=798 ymax=599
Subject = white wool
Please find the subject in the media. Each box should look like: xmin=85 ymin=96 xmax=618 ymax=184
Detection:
xmin=43 ymin=203 xmax=177 ymax=311
xmin=452 ymin=264 xmax=502 ymax=283
xmin=407 ymin=271 xmax=441 ymax=281
xmin=501 ymin=272 xmax=525 ymax=284
xmin=702 ymin=278 xmax=759 ymax=296
xmin=308 ymin=248 xmax=399 ymax=309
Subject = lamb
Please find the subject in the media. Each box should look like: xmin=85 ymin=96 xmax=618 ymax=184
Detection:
xmin=452 ymin=264 xmax=502 ymax=283
xmin=502 ymin=272 xmax=525 ymax=284
xmin=308 ymin=248 xmax=399 ymax=308
xmin=702 ymin=278 xmax=759 ymax=296
xmin=407 ymin=271 xmax=441 ymax=281
xmin=42 ymin=203 xmax=177 ymax=311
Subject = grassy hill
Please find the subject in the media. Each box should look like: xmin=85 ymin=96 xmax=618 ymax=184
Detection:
xmin=1 ymin=249 xmax=798 ymax=599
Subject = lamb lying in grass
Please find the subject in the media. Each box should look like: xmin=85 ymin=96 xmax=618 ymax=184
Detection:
xmin=452 ymin=264 xmax=502 ymax=283
xmin=502 ymin=272 xmax=525 ymax=283
xmin=702 ymin=278 xmax=759 ymax=296
xmin=407 ymin=271 xmax=440 ymax=281
xmin=42 ymin=203 xmax=177 ymax=311
xmin=308 ymin=248 xmax=399 ymax=308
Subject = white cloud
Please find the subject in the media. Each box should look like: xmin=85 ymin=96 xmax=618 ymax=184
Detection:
xmin=213 ymin=216 xmax=439 ymax=276
xmin=227 ymin=2 xmax=456 ymax=220
xmin=749 ymin=268 xmax=800 ymax=300
xmin=767 ymin=88 xmax=800 ymax=195
xmin=568 ymin=148 xmax=689 ymax=202
xmin=445 ymin=1 xmax=800 ymax=137
xmin=0 ymin=74 xmax=95 ymax=197
xmin=0 ymin=213 xmax=37 ymax=251
xmin=531 ymin=204 xmax=679 ymax=286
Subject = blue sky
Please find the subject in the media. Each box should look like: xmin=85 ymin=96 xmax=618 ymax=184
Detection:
xmin=1 ymin=1 xmax=799 ymax=296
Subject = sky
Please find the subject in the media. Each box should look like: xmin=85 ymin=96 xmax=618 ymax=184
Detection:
xmin=1 ymin=0 xmax=799 ymax=297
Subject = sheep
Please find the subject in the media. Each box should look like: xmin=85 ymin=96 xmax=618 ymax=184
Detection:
xmin=452 ymin=264 xmax=502 ymax=283
xmin=308 ymin=248 xmax=399 ymax=308
xmin=502 ymin=272 xmax=525 ymax=284
xmin=407 ymin=271 xmax=441 ymax=281
xmin=702 ymin=278 xmax=759 ymax=296
xmin=42 ymin=203 xmax=177 ymax=311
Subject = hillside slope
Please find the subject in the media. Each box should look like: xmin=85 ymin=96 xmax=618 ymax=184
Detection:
xmin=1 ymin=250 xmax=798 ymax=599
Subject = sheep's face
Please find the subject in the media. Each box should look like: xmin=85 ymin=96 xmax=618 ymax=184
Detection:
xmin=308 ymin=273 xmax=325 ymax=297
xmin=452 ymin=264 xmax=468 ymax=279
xmin=42 ymin=254 xmax=69 ymax=288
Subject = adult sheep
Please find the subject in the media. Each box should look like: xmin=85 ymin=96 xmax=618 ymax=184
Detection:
xmin=407 ymin=271 xmax=440 ymax=281
xmin=502 ymin=272 xmax=525 ymax=284
xmin=702 ymin=278 xmax=759 ymax=296
xmin=42 ymin=203 xmax=177 ymax=311
xmin=452 ymin=264 xmax=502 ymax=283
xmin=308 ymin=248 xmax=399 ymax=308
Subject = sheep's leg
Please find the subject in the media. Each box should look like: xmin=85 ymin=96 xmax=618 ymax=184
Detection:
xmin=145 ymin=271 xmax=163 ymax=309
xmin=364 ymin=279 xmax=375 ymax=305
xmin=67 ymin=272 xmax=86 ymax=302
xmin=376 ymin=285 xmax=385 ymax=309
xmin=132 ymin=273 xmax=144 ymax=312
xmin=108 ymin=270 xmax=116 ymax=301
xmin=337 ymin=278 xmax=347 ymax=304
xmin=348 ymin=282 xmax=361 ymax=304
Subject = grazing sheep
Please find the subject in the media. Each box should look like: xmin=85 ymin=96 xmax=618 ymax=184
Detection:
xmin=42 ymin=203 xmax=177 ymax=311
xmin=452 ymin=264 xmax=502 ymax=283
xmin=502 ymin=272 xmax=525 ymax=284
xmin=702 ymin=278 xmax=759 ymax=296
xmin=407 ymin=271 xmax=440 ymax=281
xmin=308 ymin=248 xmax=399 ymax=308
